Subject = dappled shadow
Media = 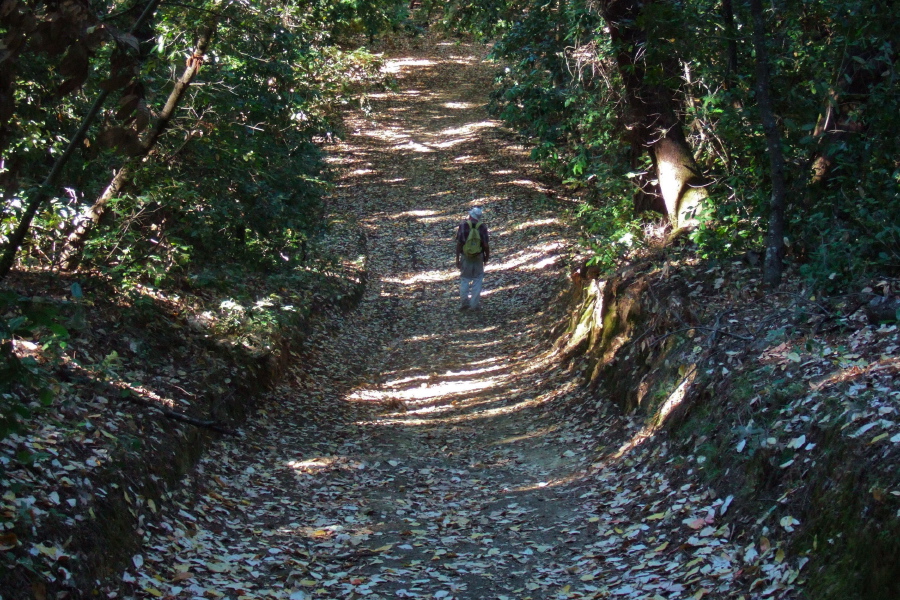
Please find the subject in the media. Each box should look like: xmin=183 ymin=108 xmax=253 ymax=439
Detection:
xmin=107 ymin=39 xmax=607 ymax=600
xmin=102 ymin=39 xmax=867 ymax=600
xmin=315 ymin=44 xmax=580 ymax=505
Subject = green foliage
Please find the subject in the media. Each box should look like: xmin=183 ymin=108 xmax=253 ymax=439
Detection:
xmin=0 ymin=291 xmax=68 ymax=439
xmin=468 ymin=0 xmax=900 ymax=284
xmin=1 ymin=0 xmax=395 ymax=288
xmin=328 ymin=0 xmax=412 ymax=41
xmin=487 ymin=0 xmax=648 ymax=271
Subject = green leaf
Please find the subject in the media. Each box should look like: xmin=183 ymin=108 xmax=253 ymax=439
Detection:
xmin=6 ymin=317 xmax=27 ymax=333
xmin=39 ymin=389 xmax=54 ymax=406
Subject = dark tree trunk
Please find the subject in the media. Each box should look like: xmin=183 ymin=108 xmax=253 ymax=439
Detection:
xmin=722 ymin=0 xmax=739 ymax=76
xmin=599 ymin=0 xmax=709 ymax=229
xmin=749 ymin=0 xmax=787 ymax=286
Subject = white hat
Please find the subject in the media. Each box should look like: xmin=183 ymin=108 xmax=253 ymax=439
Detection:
xmin=469 ymin=207 xmax=483 ymax=220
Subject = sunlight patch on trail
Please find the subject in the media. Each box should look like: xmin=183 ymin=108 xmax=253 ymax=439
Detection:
xmin=508 ymin=178 xmax=547 ymax=190
xmin=383 ymin=269 xmax=456 ymax=285
xmin=392 ymin=209 xmax=439 ymax=217
xmin=396 ymin=140 xmax=434 ymax=152
xmin=446 ymin=339 xmax=505 ymax=350
xmin=438 ymin=121 xmax=497 ymax=137
xmin=349 ymin=378 xmax=498 ymax=403
xmin=485 ymin=245 xmax=564 ymax=272
xmin=495 ymin=424 xmax=560 ymax=446
xmin=521 ymin=254 xmax=563 ymax=271
xmin=285 ymin=456 xmax=339 ymax=472
xmin=381 ymin=209 xmax=458 ymax=225
xmin=370 ymin=395 xmax=547 ymax=427
xmin=513 ymin=217 xmax=561 ymax=230
xmin=382 ymin=364 xmax=508 ymax=389
xmin=383 ymin=58 xmax=437 ymax=74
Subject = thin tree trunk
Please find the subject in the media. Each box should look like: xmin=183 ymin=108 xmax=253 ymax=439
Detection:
xmin=722 ymin=0 xmax=738 ymax=76
xmin=0 ymin=0 xmax=161 ymax=280
xmin=59 ymin=24 xmax=216 ymax=272
xmin=749 ymin=0 xmax=787 ymax=287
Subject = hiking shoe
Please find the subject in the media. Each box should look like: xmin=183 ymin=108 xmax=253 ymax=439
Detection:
xmin=459 ymin=304 xmax=469 ymax=311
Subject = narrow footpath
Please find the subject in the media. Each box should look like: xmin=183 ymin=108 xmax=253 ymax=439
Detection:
xmin=116 ymin=41 xmax=803 ymax=600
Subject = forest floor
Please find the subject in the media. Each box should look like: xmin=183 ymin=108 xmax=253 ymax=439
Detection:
xmin=95 ymin=40 xmax=836 ymax=600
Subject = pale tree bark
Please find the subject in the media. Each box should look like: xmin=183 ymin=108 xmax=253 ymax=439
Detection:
xmin=59 ymin=24 xmax=216 ymax=272
xmin=598 ymin=0 xmax=709 ymax=230
xmin=749 ymin=0 xmax=787 ymax=286
xmin=0 ymin=0 xmax=162 ymax=280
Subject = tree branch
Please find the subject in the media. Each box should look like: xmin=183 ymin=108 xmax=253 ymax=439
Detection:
xmin=0 ymin=0 xmax=163 ymax=280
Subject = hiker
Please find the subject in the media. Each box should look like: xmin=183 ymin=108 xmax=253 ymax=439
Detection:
xmin=455 ymin=206 xmax=490 ymax=311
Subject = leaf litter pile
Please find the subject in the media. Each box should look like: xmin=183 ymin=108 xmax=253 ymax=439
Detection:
xmin=93 ymin=40 xmax=900 ymax=600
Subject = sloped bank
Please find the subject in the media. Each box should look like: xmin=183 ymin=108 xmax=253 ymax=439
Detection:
xmin=0 ymin=264 xmax=368 ymax=598
xmin=556 ymin=252 xmax=900 ymax=599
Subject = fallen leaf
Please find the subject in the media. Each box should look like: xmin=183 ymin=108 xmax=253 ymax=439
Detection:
xmin=779 ymin=516 xmax=800 ymax=532
xmin=0 ymin=533 xmax=18 ymax=551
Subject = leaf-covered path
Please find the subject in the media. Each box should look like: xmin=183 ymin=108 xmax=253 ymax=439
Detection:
xmin=118 ymin=42 xmax=806 ymax=600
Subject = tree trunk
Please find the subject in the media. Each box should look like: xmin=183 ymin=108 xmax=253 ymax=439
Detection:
xmin=749 ymin=0 xmax=787 ymax=286
xmin=599 ymin=0 xmax=709 ymax=229
xmin=59 ymin=24 xmax=216 ymax=272
xmin=652 ymin=131 xmax=709 ymax=227
xmin=722 ymin=0 xmax=739 ymax=76
xmin=0 ymin=0 xmax=161 ymax=280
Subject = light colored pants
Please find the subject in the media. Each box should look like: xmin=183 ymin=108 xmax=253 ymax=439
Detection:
xmin=460 ymin=273 xmax=484 ymax=309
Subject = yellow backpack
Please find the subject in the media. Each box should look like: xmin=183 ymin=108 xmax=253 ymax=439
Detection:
xmin=462 ymin=221 xmax=482 ymax=258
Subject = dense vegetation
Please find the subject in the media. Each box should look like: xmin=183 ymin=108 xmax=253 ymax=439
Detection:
xmin=0 ymin=0 xmax=413 ymax=279
xmin=0 ymin=0 xmax=422 ymax=435
xmin=441 ymin=0 xmax=898 ymax=287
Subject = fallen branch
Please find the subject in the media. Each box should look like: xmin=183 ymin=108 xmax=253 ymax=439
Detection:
xmin=619 ymin=321 xmax=754 ymax=356
xmin=119 ymin=392 xmax=236 ymax=435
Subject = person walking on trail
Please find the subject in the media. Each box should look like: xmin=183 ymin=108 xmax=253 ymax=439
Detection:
xmin=456 ymin=206 xmax=490 ymax=311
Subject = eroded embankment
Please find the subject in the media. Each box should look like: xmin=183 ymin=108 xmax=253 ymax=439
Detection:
xmin=558 ymin=253 xmax=900 ymax=599
xmin=0 ymin=260 xmax=367 ymax=598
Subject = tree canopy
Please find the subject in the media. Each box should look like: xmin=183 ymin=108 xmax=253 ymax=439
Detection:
xmin=0 ymin=0 xmax=407 ymax=281
xmin=2 ymin=0 xmax=897 ymax=286
xmin=446 ymin=0 xmax=898 ymax=286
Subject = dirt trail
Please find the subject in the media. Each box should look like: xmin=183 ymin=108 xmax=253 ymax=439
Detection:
xmin=115 ymin=41 xmax=791 ymax=600
xmin=115 ymin=40 xmax=594 ymax=599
